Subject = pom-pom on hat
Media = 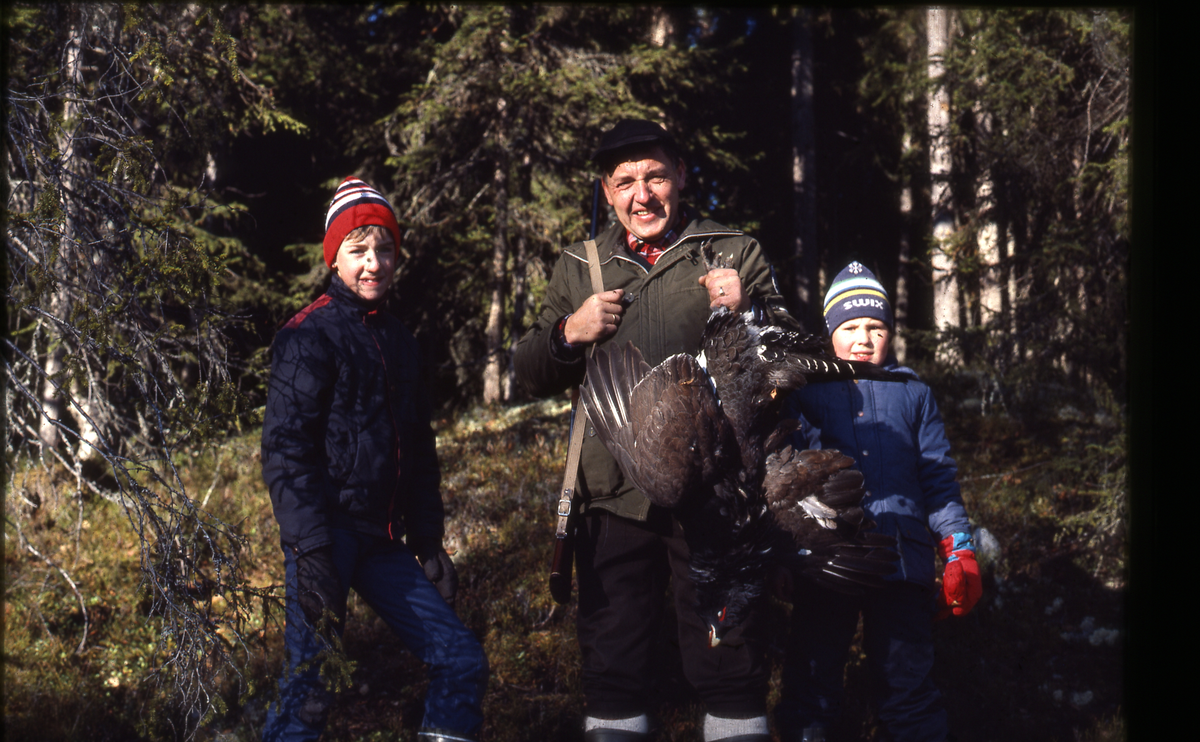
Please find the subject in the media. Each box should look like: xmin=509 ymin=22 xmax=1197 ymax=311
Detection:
xmin=323 ymin=177 xmax=401 ymax=268
xmin=823 ymin=261 xmax=893 ymax=333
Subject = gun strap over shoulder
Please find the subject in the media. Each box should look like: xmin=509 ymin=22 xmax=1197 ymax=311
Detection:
xmin=554 ymin=239 xmax=603 ymax=538
xmin=583 ymin=238 xmax=604 ymax=298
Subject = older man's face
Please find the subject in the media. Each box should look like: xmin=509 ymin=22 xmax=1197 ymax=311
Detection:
xmin=602 ymin=146 xmax=686 ymax=244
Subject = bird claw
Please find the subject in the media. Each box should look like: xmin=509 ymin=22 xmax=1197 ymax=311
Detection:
xmin=700 ymin=239 xmax=733 ymax=271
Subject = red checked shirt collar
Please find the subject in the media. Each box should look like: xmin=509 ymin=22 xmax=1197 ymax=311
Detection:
xmin=624 ymin=208 xmax=688 ymax=266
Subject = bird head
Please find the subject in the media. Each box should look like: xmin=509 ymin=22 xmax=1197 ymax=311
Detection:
xmin=685 ymin=483 xmax=773 ymax=649
xmin=694 ymin=572 xmax=760 ymax=648
xmin=706 ymin=605 xmax=743 ymax=648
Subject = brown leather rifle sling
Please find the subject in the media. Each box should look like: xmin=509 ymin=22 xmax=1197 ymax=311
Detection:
xmin=548 ymin=238 xmax=604 ymax=605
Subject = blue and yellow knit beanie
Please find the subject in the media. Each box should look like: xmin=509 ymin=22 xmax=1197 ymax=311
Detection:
xmin=823 ymin=261 xmax=893 ymax=333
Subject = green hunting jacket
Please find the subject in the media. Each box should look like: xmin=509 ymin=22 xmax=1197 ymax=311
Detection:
xmin=513 ymin=211 xmax=797 ymax=521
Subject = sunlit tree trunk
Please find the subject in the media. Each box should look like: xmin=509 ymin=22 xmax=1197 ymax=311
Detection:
xmin=927 ymin=6 xmax=959 ymax=361
xmin=894 ymin=132 xmax=913 ymax=363
xmin=650 ymin=7 xmax=675 ymax=47
xmin=40 ymin=6 xmax=104 ymax=458
xmin=975 ymin=123 xmax=1005 ymax=340
xmin=37 ymin=8 xmax=85 ymax=451
xmin=482 ymin=99 xmax=510 ymax=405
xmin=503 ymin=230 xmax=528 ymax=402
xmin=36 ymin=6 xmax=116 ymax=460
xmin=791 ymin=6 xmax=819 ymax=331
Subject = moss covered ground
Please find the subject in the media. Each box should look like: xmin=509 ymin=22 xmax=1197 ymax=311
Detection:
xmin=5 ymin=394 xmax=1127 ymax=741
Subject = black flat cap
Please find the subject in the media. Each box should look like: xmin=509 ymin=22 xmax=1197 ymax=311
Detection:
xmin=592 ymin=119 xmax=679 ymax=163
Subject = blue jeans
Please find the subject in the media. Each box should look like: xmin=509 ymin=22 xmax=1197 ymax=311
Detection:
xmin=775 ymin=581 xmax=947 ymax=742
xmin=263 ymin=529 xmax=487 ymax=741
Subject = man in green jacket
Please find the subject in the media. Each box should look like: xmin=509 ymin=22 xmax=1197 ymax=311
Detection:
xmin=514 ymin=119 xmax=797 ymax=742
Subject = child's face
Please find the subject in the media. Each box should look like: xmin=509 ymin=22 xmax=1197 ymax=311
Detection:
xmin=831 ymin=317 xmax=890 ymax=366
xmin=333 ymin=228 xmax=396 ymax=302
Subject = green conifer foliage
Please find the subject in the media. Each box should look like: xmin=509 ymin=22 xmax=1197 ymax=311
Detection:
xmin=861 ymin=8 xmax=1130 ymax=411
xmin=378 ymin=5 xmax=734 ymax=404
xmin=5 ymin=5 xmax=292 ymax=736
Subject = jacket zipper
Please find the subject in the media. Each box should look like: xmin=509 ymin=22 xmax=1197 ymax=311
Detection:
xmin=366 ymin=312 xmax=402 ymax=540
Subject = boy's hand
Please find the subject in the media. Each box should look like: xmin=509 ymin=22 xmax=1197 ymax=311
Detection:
xmin=412 ymin=540 xmax=459 ymax=608
xmin=294 ymin=545 xmax=345 ymax=633
xmin=936 ymin=532 xmax=982 ymax=620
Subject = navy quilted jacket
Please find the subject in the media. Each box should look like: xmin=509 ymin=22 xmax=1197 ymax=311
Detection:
xmin=785 ymin=360 xmax=971 ymax=589
xmin=261 ymin=277 xmax=443 ymax=556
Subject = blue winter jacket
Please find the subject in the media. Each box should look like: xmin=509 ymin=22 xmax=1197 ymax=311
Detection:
xmin=785 ymin=360 xmax=971 ymax=589
xmin=261 ymin=276 xmax=443 ymax=556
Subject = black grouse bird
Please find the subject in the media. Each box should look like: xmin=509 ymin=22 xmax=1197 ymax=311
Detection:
xmin=581 ymin=294 xmax=906 ymax=647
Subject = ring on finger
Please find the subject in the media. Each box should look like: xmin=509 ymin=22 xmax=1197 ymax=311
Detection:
xmin=717 ymin=286 xmax=726 ymax=297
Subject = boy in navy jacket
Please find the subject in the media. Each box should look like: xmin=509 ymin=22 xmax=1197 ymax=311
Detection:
xmin=261 ymin=178 xmax=487 ymax=742
xmin=775 ymin=262 xmax=981 ymax=742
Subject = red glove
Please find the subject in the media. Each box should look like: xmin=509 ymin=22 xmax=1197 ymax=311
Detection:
xmin=936 ymin=532 xmax=981 ymax=620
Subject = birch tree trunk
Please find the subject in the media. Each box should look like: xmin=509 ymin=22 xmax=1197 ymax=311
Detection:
xmin=650 ymin=7 xmax=676 ymax=47
xmin=37 ymin=9 xmax=85 ymax=451
xmin=927 ymin=6 xmax=959 ymax=361
xmin=894 ymin=132 xmax=913 ymax=364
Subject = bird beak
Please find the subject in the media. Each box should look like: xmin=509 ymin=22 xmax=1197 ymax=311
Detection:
xmin=708 ymin=625 xmax=721 ymax=648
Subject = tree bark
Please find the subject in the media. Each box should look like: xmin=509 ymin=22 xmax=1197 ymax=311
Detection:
xmin=927 ymin=6 xmax=959 ymax=360
xmin=504 ymin=229 xmax=528 ymax=402
xmin=650 ymin=7 xmax=675 ymax=47
xmin=790 ymin=7 xmax=818 ymax=331
xmin=894 ymin=134 xmax=912 ymax=364
xmin=39 ymin=7 xmax=86 ymax=452
xmin=482 ymin=101 xmax=510 ymax=405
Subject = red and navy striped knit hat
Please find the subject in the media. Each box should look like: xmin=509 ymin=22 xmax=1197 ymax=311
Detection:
xmin=322 ymin=177 xmax=401 ymax=268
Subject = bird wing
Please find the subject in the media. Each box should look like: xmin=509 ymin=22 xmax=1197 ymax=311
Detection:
xmin=763 ymin=446 xmax=898 ymax=593
xmin=764 ymin=447 xmax=863 ymax=536
xmin=582 ymin=342 xmax=735 ymax=509
xmin=758 ymin=326 xmax=915 ymax=384
xmin=697 ymin=307 xmax=810 ymax=472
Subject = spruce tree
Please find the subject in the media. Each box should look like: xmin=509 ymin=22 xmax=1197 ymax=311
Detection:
xmin=5 ymin=5 xmax=299 ymax=735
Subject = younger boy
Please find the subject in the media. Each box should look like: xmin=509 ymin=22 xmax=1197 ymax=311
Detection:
xmin=774 ymin=261 xmax=981 ymax=742
xmin=261 ymin=177 xmax=487 ymax=742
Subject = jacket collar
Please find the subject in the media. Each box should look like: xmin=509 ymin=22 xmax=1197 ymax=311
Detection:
xmin=327 ymin=273 xmax=386 ymax=316
xmin=586 ymin=207 xmax=744 ymax=266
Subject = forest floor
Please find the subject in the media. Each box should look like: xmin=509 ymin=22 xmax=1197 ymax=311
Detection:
xmin=4 ymin=386 xmax=1128 ymax=741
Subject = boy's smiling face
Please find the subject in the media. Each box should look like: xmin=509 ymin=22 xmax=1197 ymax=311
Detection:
xmin=333 ymin=227 xmax=396 ymax=302
xmin=831 ymin=317 xmax=891 ymax=366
